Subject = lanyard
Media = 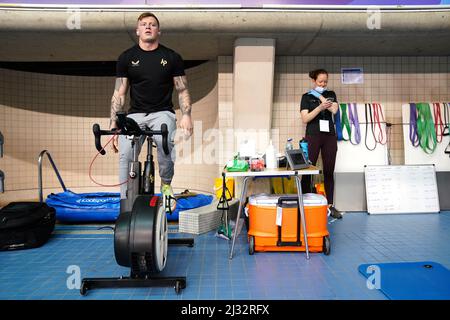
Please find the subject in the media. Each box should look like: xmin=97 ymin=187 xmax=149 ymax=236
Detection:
xmin=372 ymin=103 xmax=386 ymax=145
xmin=433 ymin=103 xmax=445 ymax=143
xmin=340 ymin=104 xmax=351 ymax=141
xmin=348 ymin=103 xmax=361 ymax=145
xmin=335 ymin=107 xmax=343 ymax=140
xmin=364 ymin=103 xmax=377 ymax=151
xmin=409 ymin=103 xmax=420 ymax=147
xmin=416 ymin=102 xmax=437 ymax=154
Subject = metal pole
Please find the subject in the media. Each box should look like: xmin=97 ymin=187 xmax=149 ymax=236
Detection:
xmin=38 ymin=150 xmax=67 ymax=203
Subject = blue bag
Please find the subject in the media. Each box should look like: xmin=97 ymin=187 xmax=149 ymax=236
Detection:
xmin=46 ymin=190 xmax=120 ymax=222
xmin=167 ymin=194 xmax=214 ymax=221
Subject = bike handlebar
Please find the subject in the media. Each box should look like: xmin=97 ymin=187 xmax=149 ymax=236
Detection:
xmin=93 ymin=112 xmax=170 ymax=155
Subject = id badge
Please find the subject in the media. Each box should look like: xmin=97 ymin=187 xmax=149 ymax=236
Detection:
xmin=320 ymin=120 xmax=330 ymax=132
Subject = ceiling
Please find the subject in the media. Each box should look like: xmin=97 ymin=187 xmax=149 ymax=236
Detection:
xmin=1 ymin=8 xmax=450 ymax=61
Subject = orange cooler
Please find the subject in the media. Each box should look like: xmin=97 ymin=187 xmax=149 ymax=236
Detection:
xmin=247 ymin=193 xmax=330 ymax=255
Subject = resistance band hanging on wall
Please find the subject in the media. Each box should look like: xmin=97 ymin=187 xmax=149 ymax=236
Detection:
xmin=336 ymin=103 xmax=361 ymax=145
xmin=348 ymin=103 xmax=361 ymax=145
xmin=372 ymin=103 xmax=387 ymax=145
xmin=433 ymin=103 xmax=445 ymax=143
xmin=364 ymin=103 xmax=377 ymax=151
xmin=444 ymin=102 xmax=450 ymax=157
xmin=335 ymin=106 xmax=343 ymax=141
xmin=416 ymin=102 xmax=437 ymax=154
xmin=409 ymin=103 xmax=420 ymax=147
xmin=444 ymin=102 xmax=450 ymax=136
xmin=340 ymin=103 xmax=351 ymax=141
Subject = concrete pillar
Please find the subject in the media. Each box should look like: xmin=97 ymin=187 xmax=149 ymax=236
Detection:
xmin=232 ymin=38 xmax=276 ymax=196
xmin=233 ymin=38 xmax=276 ymax=154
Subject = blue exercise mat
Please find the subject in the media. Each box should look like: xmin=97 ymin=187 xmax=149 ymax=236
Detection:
xmin=358 ymin=261 xmax=450 ymax=300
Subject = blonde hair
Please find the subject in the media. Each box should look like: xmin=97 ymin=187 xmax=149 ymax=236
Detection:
xmin=137 ymin=12 xmax=160 ymax=28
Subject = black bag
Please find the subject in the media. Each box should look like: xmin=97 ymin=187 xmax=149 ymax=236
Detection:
xmin=0 ymin=202 xmax=56 ymax=251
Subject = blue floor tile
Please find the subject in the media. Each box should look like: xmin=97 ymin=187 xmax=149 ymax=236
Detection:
xmin=1 ymin=211 xmax=449 ymax=300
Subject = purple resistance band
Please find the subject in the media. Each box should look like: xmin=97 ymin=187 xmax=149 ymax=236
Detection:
xmin=409 ymin=103 xmax=419 ymax=147
xmin=348 ymin=103 xmax=361 ymax=145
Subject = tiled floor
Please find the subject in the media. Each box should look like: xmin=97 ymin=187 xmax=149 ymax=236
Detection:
xmin=0 ymin=212 xmax=449 ymax=300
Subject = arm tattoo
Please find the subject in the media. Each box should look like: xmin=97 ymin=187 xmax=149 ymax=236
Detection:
xmin=115 ymin=78 xmax=125 ymax=90
xmin=110 ymin=78 xmax=128 ymax=125
xmin=174 ymin=76 xmax=192 ymax=116
xmin=110 ymin=95 xmax=125 ymax=124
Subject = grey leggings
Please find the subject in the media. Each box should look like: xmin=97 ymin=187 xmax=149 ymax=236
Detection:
xmin=119 ymin=111 xmax=176 ymax=199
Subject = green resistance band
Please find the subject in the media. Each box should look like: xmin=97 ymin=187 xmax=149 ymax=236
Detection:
xmin=416 ymin=102 xmax=437 ymax=154
xmin=340 ymin=103 xmax=351 ymax=141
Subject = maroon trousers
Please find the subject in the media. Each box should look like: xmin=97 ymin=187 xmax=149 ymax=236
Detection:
xmin=301 ymin=133 xmax=337 ymax=205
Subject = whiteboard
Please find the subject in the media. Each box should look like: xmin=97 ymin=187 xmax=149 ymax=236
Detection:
xmin=365 ymin=165 xmax=440 ymax=215
xmin=335 ymin=103 xmax=388 ymax=173
xmin=402 ymin=103 xmax=450 ymax=172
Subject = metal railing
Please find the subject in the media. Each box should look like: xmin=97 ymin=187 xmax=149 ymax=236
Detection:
xmin=38 ymin=150 xmax=66 ymax=203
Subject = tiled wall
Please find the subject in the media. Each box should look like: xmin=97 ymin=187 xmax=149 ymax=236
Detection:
xmin=0 ymin=60 xmax=219 ymax=205
xmin=218 ymin=56 xmax=234 ymax=168
xmin=218 ymin=55 xmax=450 ymax=195
xmin=0 ymin=69 xmax=114 ymax=205
xmin=1 ymin=56 xmax=449 ymax=205
xmin=272 ymin=56 xmax=450 ymax=166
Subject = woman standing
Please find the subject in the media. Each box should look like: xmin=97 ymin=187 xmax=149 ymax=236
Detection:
xmin=300 ymin=69 xmax=342 ymax=219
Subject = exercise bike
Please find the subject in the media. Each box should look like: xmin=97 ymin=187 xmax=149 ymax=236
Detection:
xmin=80 ymin=112 xmax=194 ymax=295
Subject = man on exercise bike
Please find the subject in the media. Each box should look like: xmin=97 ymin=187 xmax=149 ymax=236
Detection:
xmin=109 ymin=12 xmax=193 ymax=212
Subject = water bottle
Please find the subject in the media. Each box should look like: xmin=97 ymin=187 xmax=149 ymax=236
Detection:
xmin=285 ymin=138 xmax=294 ymax=152
xmin=265 ymin=140 xmax=277 ymax=169
xmin=299 ymin=138 xmax=309 ymax=162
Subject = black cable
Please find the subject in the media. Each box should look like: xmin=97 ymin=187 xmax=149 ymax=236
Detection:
xmin=443 ymin=102 xmax=450 ymax=157
xmin=365 ymin=103 xmax=377 ymax=151
xmin=370 ymin=103 xmax=378 ymax=143
xmin=386 ymin=122 xmax=393 ymax=165
xmin=176 ymin=187 xmax=216 ymax=197
xmin=97 ymin=226 xmax=115 ymax=231
xmin=444 ymin=102 xmax=449 ymax=136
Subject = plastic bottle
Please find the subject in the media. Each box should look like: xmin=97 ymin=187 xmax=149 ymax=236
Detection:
xmin=285 ymin=138 xmax=294 ymax=152
xmin=265 ymin=140 xmax=277 ymax=169
xmin=299 ymin=138 xmax=309 ymax=162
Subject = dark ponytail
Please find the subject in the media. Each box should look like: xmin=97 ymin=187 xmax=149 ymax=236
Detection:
xmin=309 ymin=69 xmax=328 ymax=80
